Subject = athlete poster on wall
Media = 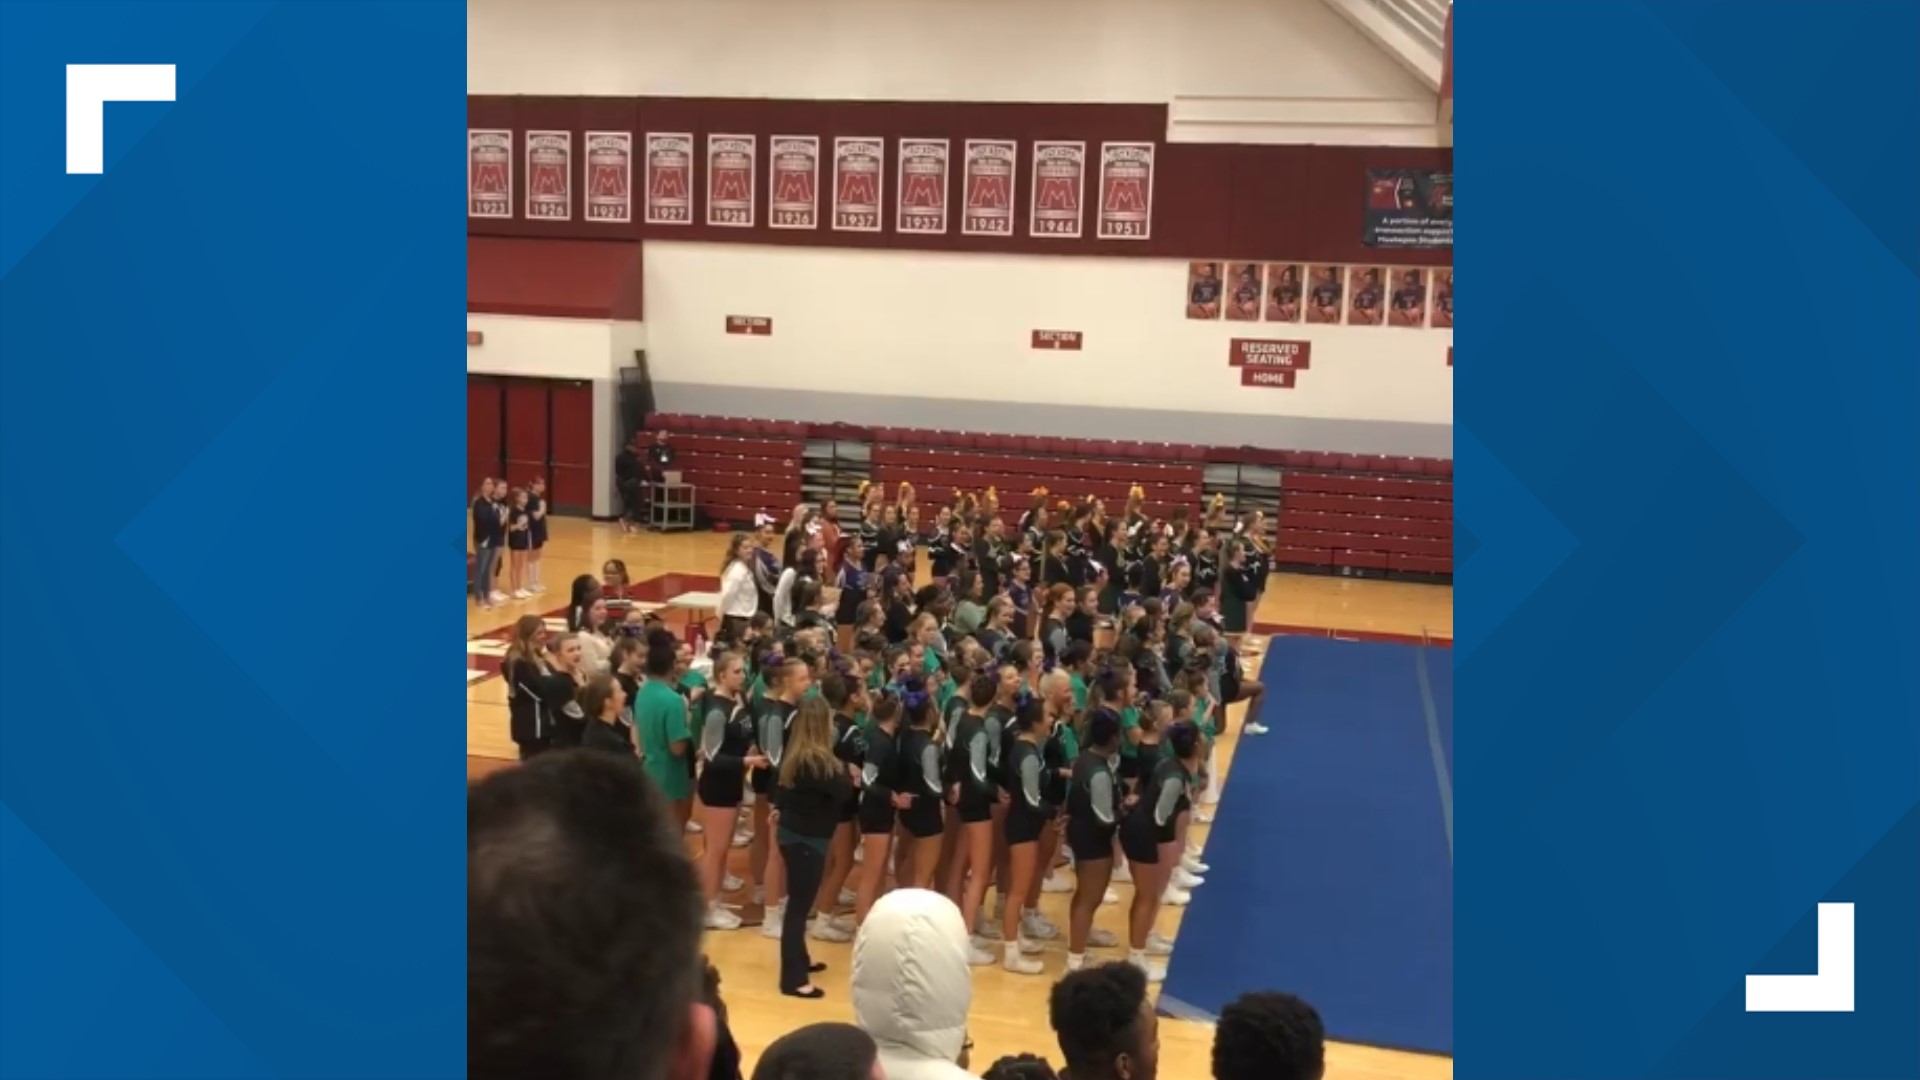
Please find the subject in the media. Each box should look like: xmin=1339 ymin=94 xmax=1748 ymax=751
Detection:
xmin=1030 ymin=140 xmax=1086 ymax=239
xmin=644 ymin=133 xmax=694 ymax=224
xmin=1387 ymin=267 xmax=1429 ymax=326
xmin=962 ymin=139 xmax=1017 ymax=237
xmin=768 ymin=135 xmax=820 ymax=230
xmin=706 ymin=134 xmax=756 ymax=227
xmin=1431 ymin=268 xmax=1453 ymax=327
xmin=1224 ymin=263 xmax=1263 ymax=321
xmin=1304 ymin=265 xmax=1344 ymax=324
xmin=1346 ymin=266 xmax=1386 ymax=325
xmin=583 ymin=132 xmax=632 ymax=223
xmin=467 ymin=129 xmax=512 ymax=219
xmin=832 ymin=137 xmax=884 ymax=232
xmin=897 ymin=139 xmax=950 ymax=234
xmin=1096 ymin=142 xmax=1154 ymax=240
xmin=1263 ymin=263 xmax=1303 ymax=322
xmin=1186 ymin=261 xmax=1223 ymax=319
xmin=1363 ymin=168 xmax=1453 ymax=249
xmin=526 ymin=131 xmax=573 ymax=220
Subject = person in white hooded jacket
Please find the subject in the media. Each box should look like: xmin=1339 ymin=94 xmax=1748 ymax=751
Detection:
xmin=850 ymin=888 xmax=975 ymax=1080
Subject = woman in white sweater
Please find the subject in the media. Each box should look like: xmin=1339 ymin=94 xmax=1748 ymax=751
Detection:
xmin=719 ymin=533 xmax=759 ymax=643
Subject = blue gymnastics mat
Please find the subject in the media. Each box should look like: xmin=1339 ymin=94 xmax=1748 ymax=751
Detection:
xmin=1161 ymin=637 xmax=1454 ymax=1055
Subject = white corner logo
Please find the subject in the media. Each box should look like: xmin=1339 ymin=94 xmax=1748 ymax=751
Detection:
xmin=66 ymin=64 xmax=176 ymax=174
xmin=1745 ymin=902 xmax=1854 ymax=1013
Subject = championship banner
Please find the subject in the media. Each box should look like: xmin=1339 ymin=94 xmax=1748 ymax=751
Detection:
xmin=1263 ymin=263 xmax=1302 ymax=322
xmin=1225 ymin=262 xmax=1263 ymax=321
xmin=1229 ymin=339 xmax=1311 ymax=369
xmin=1029 ymin=140 xmax=1086 ymax=238
xmin=1305 ymin=264 xmax=1344 ymax=324
xmin=584 ymin=132 xmax=632 ymax=223
xmin=1346 ymin=265 xmax=1386 ymax=325
xmin=896 ymin=138 xmax=950 ymax=234
xmin=768 ymin=135 xmax=820 ymax=230
xmin=467 ymin=129 xmax=512 ymax=219
xmin=644 ymin=132 xmax=694 ymax=225
xmin=706 ymin=133 xmax=756 ymax=228
xmin=1388 ymin=267 xmax=1430 ymax=327
xmin=962 ymin=139 xmax=1017 ymax=236
xmin=832 ymin=137 xmax=884 ymax=232
xmin=1185 ymin=261 xmax=1222 ymax=320
xmin=1364 ymin=167 xmax=1453 ymax=249
xmin=1431 ymin=268 xmax=1453 ymax=327
xmin=1096 ymin=141 xmax=1153 ymax=240
xmin=525 ymin=131 xmax=573 ymax=220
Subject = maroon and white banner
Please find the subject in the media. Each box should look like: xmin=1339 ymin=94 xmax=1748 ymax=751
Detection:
xmin=468 ymin=129 xmax=512 ymax=219
xmin=832 ymin=137 xmax=884 ymax=232
xmin=768 ymin=135 xmax=820 ymax=230
xmin=896 ymin=138 xmax=950 ymax=234
xmin=1229 ymin=339 xmax=1312 ymax=369
xmin=1096 ymin=141 xmax=1154 ymax=240
xmin=584 ymin=131 xmax=632 ymax=223
xmin=706 ymin=134 xmax=757 ymax=228
xmin=962 ymin=139 xmax=1017 ymax=237
xmin=1029 ymin=141 xmax=1086 ymax=238
xmin=526 ymin=131 xmax=573 ymax=220
xmin=644 ymin=133 xmax=694 ymax=225
xmin=1241 ymin=368 xmax=1298 ymax=389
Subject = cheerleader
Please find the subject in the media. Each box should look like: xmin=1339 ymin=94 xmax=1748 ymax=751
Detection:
xmin=858 ymin=492 xmax=884 ymax=572
xmin=1202 ymin=492 xmax=1231 ymax=536
xmin=928 ymin=506 xmax=962 ymax=578
xmin=852 ymin=693 xmax=906 ymax=924
xmin=752 ymin=514 xmax=783 ymax=615
xmin=502 ymin=615 xmax=552 ymax=760
xmin=504 ymin=487 xmax=532 ymax=599
xmin=973 ymin=597 xmax=1015 ymax=662
xmin=1064 ymin=708 xmax=1125 ymax=971
xmin=1220 ymin=541 xmax=1260 ymax=644
xmin=792 ymin=579 xmax=833 ymax=634
xmin=974 ymin=515 xmax=1008 ymax=597
xmin=783 ymin=505 xmax=812 ymax=568
xmin=696 ymin=650 xmax=761 ymax=929
xmin=535 ymin=634 xmax=589 ymax=748
xmin=751 ymin=655 xmax=812 ymax=922
xmin=719 ymin=535 xmax=759 ymax=644
xmin=949 ymin=571 xmax=987 ymax=637
xmin=1121 ymin=487 xmax=1149 ymax=555
xmin=1068 ymin=586 xmax=1099 ymax=647
xmin=1039 ymin=584 xmax=1074 ymax=666
xmin=812 ymin=673 xmax=867 ymax=944
xmin=998 ymin=695 xmax=1054 ymax=974
xmin=1160 ymin=558 xmax=1193 ymax=613
xmin=873 ymin=505 xmax=902 ymax=574
xmin=577 ymin=673 xmax=639 ymax=764
xmin=1032 ymin=671 xmax=1079 ymax=903
xmin=1018 ymin=488 xmax=1050 ymax=550
xmin=833 ymin=537 xmax=870 ymax=652
xmin=1065 ymin=503 xmax=1095 ymax=584
xmin=1191 ymin=530 xmax=1221 ymax=595
xmin=1040 ymin=530 xmax=1072 ymax=591
xmin=525 ymin=476 xmax=549 ymax=595
xmin=894 ymin=675 xmax=948 ymax=888
xmin=1120 ymin=719 xmax=1196 ymax=983
xmin=470 ymin=478 xmax=504 ymax=609
xmin=940 ymin=674 xmax=1002 ymax=965
xmin=1005 ymin=555 xmax=1034 ymax=639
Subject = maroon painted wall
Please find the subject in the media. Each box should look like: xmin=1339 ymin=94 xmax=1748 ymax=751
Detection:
xmin=467 ymin=96 xmax=1451 ymax=267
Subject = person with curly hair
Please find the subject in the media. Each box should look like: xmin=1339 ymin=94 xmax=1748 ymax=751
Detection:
xmin=1211 ymin=992 xmax=1325 ymax=1080
xmin=1048 ymin=961 xmax=1158 ymax=1080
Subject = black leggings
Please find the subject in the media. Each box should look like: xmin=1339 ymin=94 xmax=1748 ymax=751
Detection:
xmin=779 ymin=840 xmax=826 ymax=991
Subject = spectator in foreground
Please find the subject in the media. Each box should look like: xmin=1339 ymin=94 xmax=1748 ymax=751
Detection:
xmin=980 ymin=1055 xmax=1058 ymax=1080
xmin=469 ymin=749 xmax=715 ymax=1080
xmin=749 ymin=1023 xmax=882 ymax=1080
xmin=851 ymin=889 xmax=975 ymax=1080
xmin=1047 ymin=962 xmax=1157 ymax=1080
xmin=1212 ymin=992 xmax=1325 ymax=1080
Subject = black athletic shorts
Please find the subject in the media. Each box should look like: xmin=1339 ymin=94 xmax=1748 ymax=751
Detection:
xmin=858 ymin=796 xmax=897 ymax=836
xmin=750 ymin=767 xmax=773 ymax=796
xmin=956 ymin=786 xmax=994 ymax=824
xmin=1120 ymin=816 xmax=1161 ymax=864
xmin=697 ymin=767 xmax=745 ymax=810
xmin=1005 ymin=804 xmax=1047 ymax=846
xmin=1067 ymin=819 xmax=1116 ymax=864
xmin=903 ymin=799 xmax=944 ymax=839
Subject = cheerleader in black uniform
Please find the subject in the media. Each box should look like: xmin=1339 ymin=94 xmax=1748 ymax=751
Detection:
xmin=998 ymin=696 xmax=1053 ymax=975
xmin=974 ymin=516 xmax=1007 ymax=597
xmin=533 ymin=634 xmax=590 ymax=748
xmin=750 ymin=655 xmax=812 ymax=919
xmin=894 ymin=675 xmax=948 ymax=889
xmin=1039 ymin=584 xmax=1074 ymax=667
xmin=873 ymin=505 xmax=902 ymax=574
xmin=1018 ymin=489 xmax=1050 ymax=551
xmin=812 ymin=673 xmax=867 ymax=944
xmin=1005 ymin=556 xmax=1035 ymax=640
xmin=832 ymin=537 xmax=869 ymax=653
xmin=500 ymin=486 xmax=531 ymax=599
xmin=858 ymin=497 xmax=884 ymax=573
xmin=1068 ymin=586 xmax=1099 ymax=649
xmin=1120 ymin=720 xmax=1194 ymax=983
xmin=1065 ymin=709 xmax=1125 ymax=971
xmin=1243 ymin=510 xmax=1274 ymax=603
xmin=1220 ymin=541 xmax=1260 ymax=643
xmin=1039 ymin=531 xmax=1071 ymax=592
xmin=1159 ymin=558 xmax=1192 ymax=614
xmin=1065 ymin=504 xmax=1094 ymax=585
xmin=1191 ymin=530 xmax=1221 ymax=596
xmin=928 ymin=507 xmax=961 ymax=578
xmin=852 ymin=695 xmax=905 ymax=924
xmin=942 ymin=674 xmax=1003 ymax=965
xmin=752 ymin=515 xmax=782 ymax=616
xmin=1092 ymin=520 xmax=1124 ymax=616
xmin=501 ymin=615 xmax=552 ymax=760
xmin=696 ymin=651 xmax=762 ymax=930
xmin=974 ymin=596 xmax=1016 ymax=663
xmin=526 ymin=476 xmax=549 ymax=595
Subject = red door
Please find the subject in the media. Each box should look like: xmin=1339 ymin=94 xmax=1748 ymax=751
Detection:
xmin=503 ymin=381 xmax=550 ymax=490
xmin=549 ymin=382 xmax=594 ymax=512
xmin=467 ymin=376 xmax=503 ymax=495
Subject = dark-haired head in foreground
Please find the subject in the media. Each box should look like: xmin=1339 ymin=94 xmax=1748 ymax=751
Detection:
xmin=1049 ymin=961 xmax=1158 ymax=1080
xmin=981 ymin=1052 xmax=1059 ymax=1080
xmin=1212 ymin=992 xmax=1324 ymax=1080
xmin=749 ymin=1023 xmax=881 ymax=1080
xmin=469 ymin=749 xmax=714 ymax=1080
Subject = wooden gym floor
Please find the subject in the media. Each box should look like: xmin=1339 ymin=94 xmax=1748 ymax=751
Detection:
xmin=466 ymin=518 xmax=1453 ymax=1080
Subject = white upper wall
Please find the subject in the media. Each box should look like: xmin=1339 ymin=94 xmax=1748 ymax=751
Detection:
xmin=468 ymin=0 xmax=1435 ymax=117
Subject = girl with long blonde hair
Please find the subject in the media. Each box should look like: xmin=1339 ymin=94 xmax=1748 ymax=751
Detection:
xmin=772 ymin=695 xmax=851 ymax=999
